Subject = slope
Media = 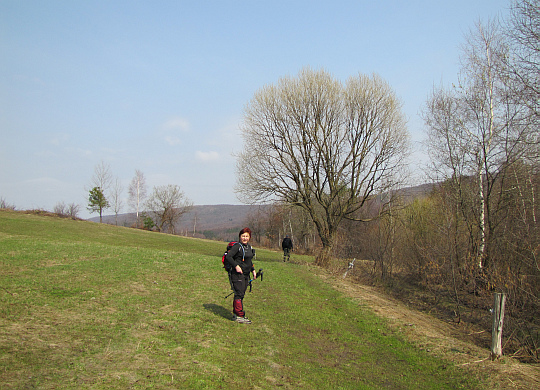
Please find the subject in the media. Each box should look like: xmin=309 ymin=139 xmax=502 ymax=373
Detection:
xmin=0 ymin=210 xmax=534 ymax=389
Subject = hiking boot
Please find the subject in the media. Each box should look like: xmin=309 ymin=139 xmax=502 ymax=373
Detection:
xmin=233 ymin=315 xmax=252 ymax=324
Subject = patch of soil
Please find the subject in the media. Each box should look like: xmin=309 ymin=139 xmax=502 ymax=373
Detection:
xmin=321 ymin=273 xmax=540 ymax=390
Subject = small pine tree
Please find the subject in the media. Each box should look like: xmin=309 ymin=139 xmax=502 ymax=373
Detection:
xmin=142 ymin=215 xmax=155 ymax=230
xmin=87 ymin=187 xmax=109 ymax=223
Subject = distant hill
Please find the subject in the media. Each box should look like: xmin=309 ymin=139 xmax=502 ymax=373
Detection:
xmin=175 ymin=204 xmax=272 ymax=237
xmin=397 ymin=182 xmax=435 ymax=200
xmin=90 ymin=183 xmax=436 ymax=239
xmin=89 ymin=204 xmax=270 ymax=240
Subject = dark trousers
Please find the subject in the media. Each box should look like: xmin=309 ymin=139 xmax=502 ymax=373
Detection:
xmin=230 ymin=272 xmax=249 ymax=317
xmin=283 ymin=247 xmax=291 ymax=261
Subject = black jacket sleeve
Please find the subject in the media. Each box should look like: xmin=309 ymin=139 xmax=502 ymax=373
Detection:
xmin=225 ymin=243 xmax=243 ymax=269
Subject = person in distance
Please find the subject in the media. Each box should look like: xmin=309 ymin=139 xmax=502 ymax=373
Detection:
xmin=282 ymin=235 xmax=293 ymax=262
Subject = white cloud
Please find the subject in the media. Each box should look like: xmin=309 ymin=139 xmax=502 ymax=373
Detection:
xmin=163 ymin=117 xmax=190 ymax=132
xmin=195 ymin=151 xmax=220 ymax=162
xmin=161 ymin=117 xmax=190 ymax=146
xmin=164 ymin=136 xmax=182 ymax=146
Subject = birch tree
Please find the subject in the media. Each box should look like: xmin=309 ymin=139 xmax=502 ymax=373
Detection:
xmin=423 ymin=20 xmax=537 ymax=274
xmin=128 ymin=169 xmax=147 ymax=227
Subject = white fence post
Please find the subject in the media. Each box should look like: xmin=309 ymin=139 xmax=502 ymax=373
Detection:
xmin=343 ymin=258 xmax=356 ymax=279
xmin=490 ymin=292 xmax=506 ymax=360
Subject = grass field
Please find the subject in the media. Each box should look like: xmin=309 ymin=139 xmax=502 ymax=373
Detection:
xmin=0 ymin=210 xmax=482 ymax=389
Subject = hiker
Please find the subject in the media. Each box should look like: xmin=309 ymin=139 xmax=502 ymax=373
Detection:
xmin=224 ymin=227 xmax=257 ymax=324
xmin=282 ymin=235 xmax=293 ymax=262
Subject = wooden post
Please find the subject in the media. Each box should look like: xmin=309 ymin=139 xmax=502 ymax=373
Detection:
xmin=343 ymin=258 xmax=355 ymax=279
xmin=490 ymin=292 xmax=506 ymax=360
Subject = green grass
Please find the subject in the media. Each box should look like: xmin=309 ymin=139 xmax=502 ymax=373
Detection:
xmin=0 ymin=210 xmax=481 ymax=389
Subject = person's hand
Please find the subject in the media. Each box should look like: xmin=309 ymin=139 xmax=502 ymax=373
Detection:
xmin=252 ymin=270 xmax=257 ymax=279
xmin=235 ymin=265 xmax=242 ymax=273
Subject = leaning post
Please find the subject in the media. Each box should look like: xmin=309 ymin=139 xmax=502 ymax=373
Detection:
xmin=490 ymin=292 xmax=506 ymax=360
xmin=343 ymin=258 xmax=356 ymax=279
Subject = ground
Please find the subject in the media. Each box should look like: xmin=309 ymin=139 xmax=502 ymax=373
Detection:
xmin=321 ymin=273 xmax=540 ymax=390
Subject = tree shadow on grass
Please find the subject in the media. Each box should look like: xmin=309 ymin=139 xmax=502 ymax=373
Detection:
xmin=204 ymin=303 xmax=231 ymax=320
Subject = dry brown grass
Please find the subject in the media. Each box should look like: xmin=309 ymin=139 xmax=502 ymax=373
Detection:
xmin=323 ymin=272 xmax=540 ymax=390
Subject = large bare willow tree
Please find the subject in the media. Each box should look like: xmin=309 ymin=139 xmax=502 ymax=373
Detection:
xmin=236 ymin=68 xmax=410 ymax=266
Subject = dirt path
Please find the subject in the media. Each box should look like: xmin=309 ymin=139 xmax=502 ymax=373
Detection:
xmin=321 ymin=274 xmax=540 ymax=390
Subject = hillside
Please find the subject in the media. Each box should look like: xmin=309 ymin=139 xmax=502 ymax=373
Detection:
xmin=91 ymin=204 xmax=267 ymax=238
xmin=1 ymin=209 xmax=537 ymax=389
xmin=90 ymin=182 xmax=436 ymax=236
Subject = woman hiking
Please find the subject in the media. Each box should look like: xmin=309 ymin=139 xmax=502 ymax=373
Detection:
xmin=224 ymin=227 xmax=257 ymax=324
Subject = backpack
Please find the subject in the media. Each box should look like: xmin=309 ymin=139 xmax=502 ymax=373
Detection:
xmin=221 ymin=241 xmax=244 ymax=271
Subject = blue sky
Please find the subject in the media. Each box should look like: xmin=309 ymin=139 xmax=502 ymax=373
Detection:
xmin=1 ymin=0 xmax=509 ymax=219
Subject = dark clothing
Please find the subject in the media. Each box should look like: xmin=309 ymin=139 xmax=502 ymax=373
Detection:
xmin=283 ymin=247 xmax=291 ymax=262
xmin=230 ymin=272 xmax=250 ymax=299
xmin=283 ymin=247 xmax=291 ymax=260
xmin=225 ymin=242 xmax=255 ymax=317
xmin=282 ymin=237 xmax=293 ymax=250
xmin=224 ymin=242 xmax=255 ymax=275
xmin=282 ymin=237 xmax=293 ymax=262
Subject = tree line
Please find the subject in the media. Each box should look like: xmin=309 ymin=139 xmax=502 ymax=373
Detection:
xmin=86 ymin=163 xmax=193 ymax=233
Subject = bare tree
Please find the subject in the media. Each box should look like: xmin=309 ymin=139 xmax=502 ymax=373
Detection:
xmin=54 ymin=202 xmax=80 ymax=218
xmin=128 ymin=169 xmax=147 ymax=227
xmin=66 ymin=203 xmax=80 ymax=218
xmin=423 ymin=20 xmax=538 ymax=275
xmin=243 ymin=206 xmax=268 ymax=245
xmin=53 ymin=201 xmax=67 ymax=215
xmin=504 ymin=0 xmax=540 ymax=118
xmin=236 ymin=68 xmax=410 ymax=266
xmin=111 ymin=177 xmax=123 ymax=225
xmin=145 ymin=184 xmax=193 ymax=234
xmin=91 ymin=160 xmax=113 ymax=197
xmin=0 ymin=197 xmax=16 ymax=210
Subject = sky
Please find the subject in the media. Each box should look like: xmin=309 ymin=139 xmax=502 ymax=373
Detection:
xmin=1 ymin=0 xmax=510 ymax=219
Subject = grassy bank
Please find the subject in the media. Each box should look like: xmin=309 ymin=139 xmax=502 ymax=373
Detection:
xmin=0 ymin=210 xmax=479 ymax=389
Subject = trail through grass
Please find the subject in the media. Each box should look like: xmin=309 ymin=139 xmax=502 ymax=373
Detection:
xmin=0 ymin=210 xmax=481 ymax=389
